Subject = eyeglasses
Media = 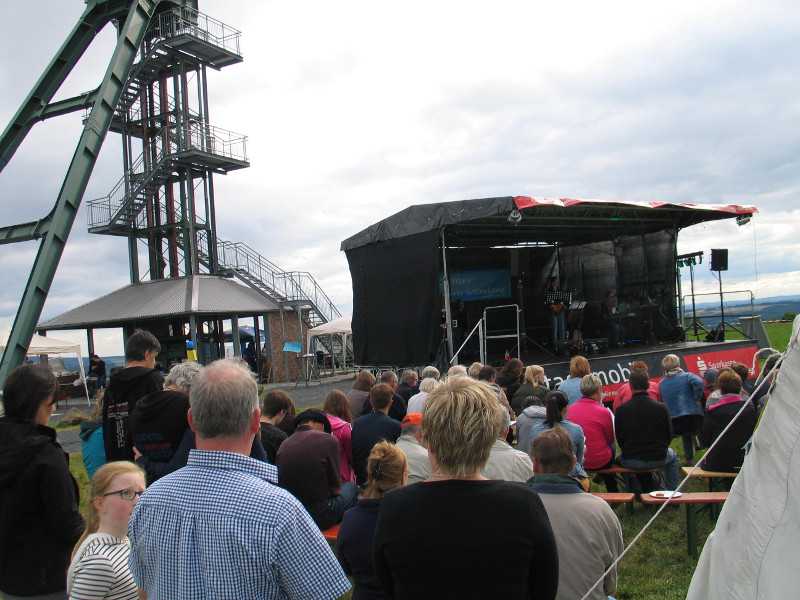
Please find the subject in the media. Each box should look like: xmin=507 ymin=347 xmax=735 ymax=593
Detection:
xmin=102 ymin=488 xmax=144 ymax=501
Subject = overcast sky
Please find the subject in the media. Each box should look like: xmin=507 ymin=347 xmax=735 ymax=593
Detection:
xmin=1 ymin=0 xmax=798 ymax=356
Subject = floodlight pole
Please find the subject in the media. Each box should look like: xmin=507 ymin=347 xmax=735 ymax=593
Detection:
xmin=718 ymin=271 xmax=725 ymax=339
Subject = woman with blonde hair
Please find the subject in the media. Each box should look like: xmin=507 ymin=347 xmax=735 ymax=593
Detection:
xmin=557 ymin=355 xmax=591 ymax=404
xmin=336 ymin=441 xmax=407 ymax=600
xmin=68 ymin=461 xmax=146 ymax=599
xmin=373 ymin=378 xmax=558 ymax=599
xmin=510 ymin=365 xmax=548 ymax=415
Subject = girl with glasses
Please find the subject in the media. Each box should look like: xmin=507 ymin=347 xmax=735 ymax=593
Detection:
xmin=68 ymin=462 xmax=146 ymax=600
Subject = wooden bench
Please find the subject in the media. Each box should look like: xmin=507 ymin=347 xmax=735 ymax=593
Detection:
xmin=681 ymin=466 xmax=737 ymax=491
xmin=592 ymin=465 xmax=659 ymax=476
xmin=321 ymin=524 xmax=340 ymax=544
xmin=640 ymin=491 xmax=728 ymax=558
xmin=592 ymin=492 xmax=636 ymax=514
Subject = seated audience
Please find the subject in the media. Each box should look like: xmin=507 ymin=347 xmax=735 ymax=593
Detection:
xmin=481 ymin=407 xmax=534 ymax=482
xmin=348 ymin=370 xmax=376 ymax=420
xmin=446 ymin=364 xmax=468 ymax=378
xmin=527 ymin=429 xmax=623 ymax=600
xmin=567 ymin=374 xmax=618 ymax=492
xmin=421 ymin=365 xmax=441 ymax=381
xmin=708 ymin=365 xmax=752 ymax=410
xmin=324 ymin=389 xmax=356 ymax=483
xmin=129 ymin=359 xmax=350 ymax=599
xmin=700 ymin=370 xmax=757 ymax=473
xmin=527 ymin=391 xmax=587 ymax=485
xmin=406 ymin=377 xmax=440 ymax=414
xmin=337 ymin=442 xmax=408 ymax=600
xmin=467 ymin=361 xmax=483 ymax=378
xmin=397 ymin=370 xmax=419 ymax=403
xmin=659 ymin=353 xmax=704 ymax=462
xmin=731 ymin=362 xmax=754 ymax=396
xmin=352 ymin=384 xmax=402 ymax=485
xmin=259 ymin=389 xmax=291 ymax=464
xmin=702 ymin=368 xmax=719 ymax=406
xmin=477 ymin=365 xmax=514 ymax=417
xmin=395 ymin=413 xmax=431 ymax=483
xmin=277 ymin=410 xmax=358 ymax=529
xmin=80 ymin=392 xmax=107 ymax=478
xmin=275 ymin=393 xmax=297 ymax=436
xmin=496 ymin=358 xmax=524 ymax=401
xmin=750 ymin=353 xmax=780 ymax=412
xmin=511 ymin=365 xmax=549 ymax=415
xmin=558 ymin=355 xmax=591 ymax=404
xmin=612 ymin=360 xmax=661 ymax=411
xmin=0 ymin=365 xmax=85 ymax=599
xmin=516 ymin=392 xmax=547 ymax=457
xmin=615 ymin=370 xmax=679 ymax=490
xmin=361 ymin=371 xmax=407 ymax=422
xmin=68 ymin=461 xmax=146 ymax=599
xmin=130 ymin=361 xmax=197 ymax=483
xmin=373 ymin=377 xmax=558 ymax=600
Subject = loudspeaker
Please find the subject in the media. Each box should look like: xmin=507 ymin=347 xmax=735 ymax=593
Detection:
xmin=710 ymin=248 xmax=728 ymax=271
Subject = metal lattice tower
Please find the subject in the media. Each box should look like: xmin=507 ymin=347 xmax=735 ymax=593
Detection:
xmin=0 ymin=0 xmax=342 ymax=387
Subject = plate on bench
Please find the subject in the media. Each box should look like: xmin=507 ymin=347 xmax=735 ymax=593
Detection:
xmin=649 ymin=490 xmax=683 ymax=499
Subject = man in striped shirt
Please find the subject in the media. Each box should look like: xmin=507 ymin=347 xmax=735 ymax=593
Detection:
xmin=128 ymin=359 xmax=350 ymax=599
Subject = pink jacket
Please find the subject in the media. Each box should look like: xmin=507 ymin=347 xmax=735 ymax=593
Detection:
xmin=567 ymin=397 xmax=615 ymax=470
xmin=326 ymin=413 xmax=355 ymax=483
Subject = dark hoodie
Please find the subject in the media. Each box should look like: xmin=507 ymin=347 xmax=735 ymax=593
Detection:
xmin=0 ymin=418 xmax=85 ymax=596
xmin=129 ymin=390 xmax=190 ymax=465
xmin=102 ymin=365 xmax=164 ymax=461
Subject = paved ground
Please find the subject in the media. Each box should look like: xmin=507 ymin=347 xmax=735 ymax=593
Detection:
xmin=54 ymin=373 xmax=357 ymax=454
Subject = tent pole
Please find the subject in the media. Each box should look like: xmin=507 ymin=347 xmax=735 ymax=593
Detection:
xmin=441 ymin=229 xmax=454 ymax=361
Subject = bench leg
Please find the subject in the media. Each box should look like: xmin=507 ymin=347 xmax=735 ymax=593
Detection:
xmin=626 ymin=500 xmax=634 ymax=516
xmin=686 ymin=504 xmax=698 ymax=559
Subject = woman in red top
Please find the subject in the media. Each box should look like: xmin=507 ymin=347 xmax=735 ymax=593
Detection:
xmin=613 ymin=360 xmax=661 ymax=412
xmin=567 ymin=373 xmax=619 ymax=492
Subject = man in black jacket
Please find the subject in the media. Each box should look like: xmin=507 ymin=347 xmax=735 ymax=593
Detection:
xmin=103 ymin=329 xmax=164 ymax=461
xmin=352 ymin=384 xmax=401 ymax=485
xmin=615 ymin=370 xmax=680 ymax=490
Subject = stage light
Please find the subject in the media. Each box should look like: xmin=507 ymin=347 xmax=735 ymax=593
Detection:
xmin=507 ymin=209 xmax=523 ymax=225
xmin=736 ymin=215 xmax=751 ymax=226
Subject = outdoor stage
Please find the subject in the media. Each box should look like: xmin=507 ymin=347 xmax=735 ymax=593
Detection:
xmin=341 ymin=196 xmax=759 ymax=371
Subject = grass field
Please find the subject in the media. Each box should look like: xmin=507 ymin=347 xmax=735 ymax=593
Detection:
xmin=66 ymin=323 xmax=793 ymax=599
xmin=687 ymin=319 xmax=793 ymax=351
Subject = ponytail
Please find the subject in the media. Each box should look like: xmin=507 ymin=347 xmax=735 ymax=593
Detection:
xmin=544 ymin=391 xmax=568 ymax=427
xmin=363 ymin=441 xmax=407 ymax=499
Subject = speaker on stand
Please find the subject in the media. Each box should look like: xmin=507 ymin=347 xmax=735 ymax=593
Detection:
xmin=710 ymin=249 xmax=728 ymax=340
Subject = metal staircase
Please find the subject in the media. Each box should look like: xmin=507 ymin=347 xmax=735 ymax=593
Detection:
xmin=197 ymin=230 xmax=342 ymax=328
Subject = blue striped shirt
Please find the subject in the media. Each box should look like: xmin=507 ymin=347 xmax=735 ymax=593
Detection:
xmin=128 ymin=449 xmax=350 ymax=599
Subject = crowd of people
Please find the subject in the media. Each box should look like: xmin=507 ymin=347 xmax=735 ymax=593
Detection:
xmin=0 ymin=326 xmax=777 ymax=599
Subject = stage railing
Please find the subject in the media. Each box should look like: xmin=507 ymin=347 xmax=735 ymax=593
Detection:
xmin=482 ymin=304 xmax=521 ymax=362
xmin=451 ymin=319 xmax=485 ymax=366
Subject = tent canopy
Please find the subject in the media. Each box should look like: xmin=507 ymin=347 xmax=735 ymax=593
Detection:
xmin=0 ymin=333 xmax=81 ymax=356
xmin=308 ymin=316 xmax=351 ymax=337
xmin=341 ymin=196 xmax=758 ymax=251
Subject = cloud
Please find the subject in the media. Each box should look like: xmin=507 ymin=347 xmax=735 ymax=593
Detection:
xmin=2 ymin=0 xmax=799 ymax=356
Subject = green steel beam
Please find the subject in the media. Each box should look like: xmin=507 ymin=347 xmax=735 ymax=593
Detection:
xmin=0 ymin=215 xmax=51 ymax=245
xmin=0 ymin=0 xmax=164 ymax=388
xmin=0 ymin=5 xmax=102 ymax=172
xmin=35 ymin=88 xmax=100 ymax=123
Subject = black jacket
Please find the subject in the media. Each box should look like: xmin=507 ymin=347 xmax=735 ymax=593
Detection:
xmin=615 ymin=392 xmax=673 ymax=461
xmin=102 ymin=366 xmax=164 ymax=461
xmin=700 ymin=397 xmax=757 ymax=472
xmin=336 ymin=498 xmax=385 ymax=600
xmin=129 ymin=390 xmax=190 ymax=468
xmin=0 ymin=418 xmax=85 ymax=596
xmin=361 ymin=393 xmax=407 ymax=423
xmin=396 ymin=383 xmax=418 ymax=404
xmin=351 ymin=412 xmax=401 ymax=485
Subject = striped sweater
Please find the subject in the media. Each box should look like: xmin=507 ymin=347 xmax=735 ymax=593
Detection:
xmin=68 ymin=533 xmax=138 ymax=600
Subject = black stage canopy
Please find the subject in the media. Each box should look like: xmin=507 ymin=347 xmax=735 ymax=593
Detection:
xmin=341 ymin=196 xmax=757 ymax=366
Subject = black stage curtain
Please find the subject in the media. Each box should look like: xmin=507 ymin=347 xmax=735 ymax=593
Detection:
xmin=346 ymin=230 xmax=442 ymax=366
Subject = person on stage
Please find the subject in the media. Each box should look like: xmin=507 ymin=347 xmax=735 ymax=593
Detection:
xmin=545 ymin=277 xmax=567 ymax=350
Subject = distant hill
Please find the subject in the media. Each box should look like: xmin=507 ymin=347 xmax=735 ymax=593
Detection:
xmin=684 ymin=294 xmax=799 ymax=325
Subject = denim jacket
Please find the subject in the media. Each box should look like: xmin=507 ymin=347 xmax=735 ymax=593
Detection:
xmin=529 ymin=419 xmax=587 ymax=479
xmin=659 ymin=369 xmax=704 ymax=419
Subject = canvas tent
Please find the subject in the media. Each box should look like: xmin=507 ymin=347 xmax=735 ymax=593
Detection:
xmin=0 ymin=333 xmax=89 ymax=404
xmin=307 ymin=316 xmax=351 ymax=373
xmin=686 ymin=316 xmax=800 ymax=599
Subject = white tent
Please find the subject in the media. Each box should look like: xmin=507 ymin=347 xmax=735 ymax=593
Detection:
xmin=0 ymin=333 xmax=90 ymax=405
xmin=307 ymin=317 xmax=352 ymax=374
xmin=686 ymin=316 xmax=800 ymax=599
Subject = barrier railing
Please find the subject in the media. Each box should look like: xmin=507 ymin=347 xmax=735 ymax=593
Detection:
xmin=151 ymin=6 xmax=241 ymax=56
